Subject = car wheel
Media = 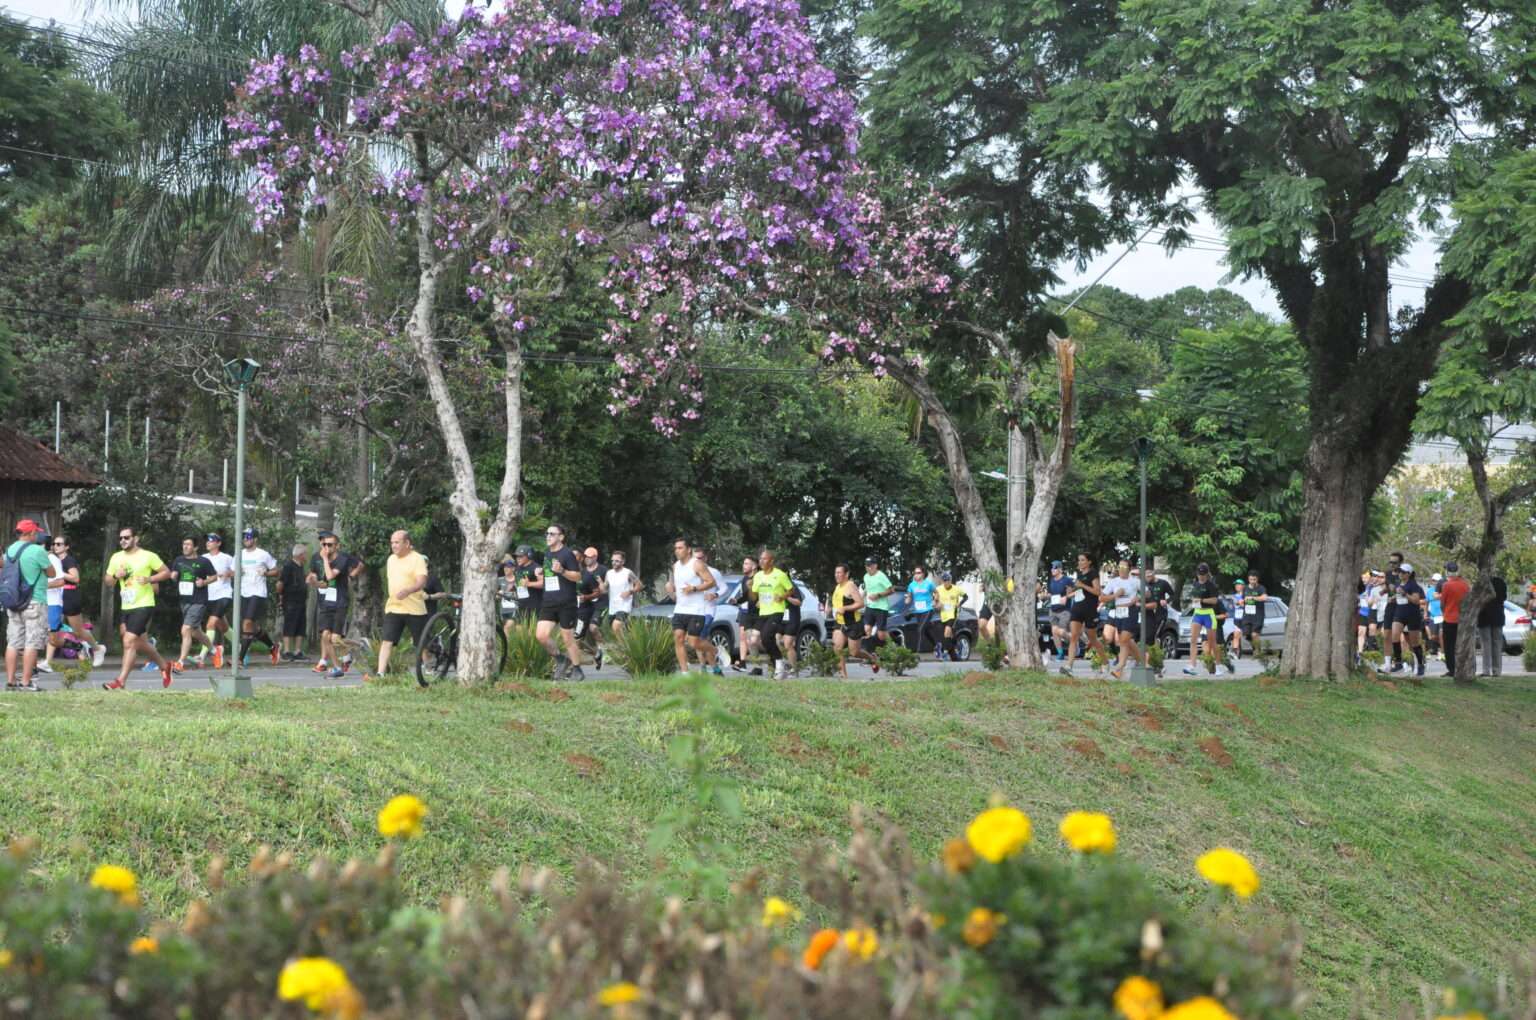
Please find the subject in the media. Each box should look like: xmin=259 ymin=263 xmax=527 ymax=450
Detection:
xmin=797 ymin=627 xmax=821 ymax=658
xmin=1159 ymin=629 xmax=1178 ymax=661
xmin=710 ymin=627 xmax=734 ymax=656
xmin=953 ymin=632 xmax=972 ymax=662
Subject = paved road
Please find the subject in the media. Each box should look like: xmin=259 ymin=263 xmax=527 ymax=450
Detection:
xmin=11 ymin=648 xmax=1526 ymax=693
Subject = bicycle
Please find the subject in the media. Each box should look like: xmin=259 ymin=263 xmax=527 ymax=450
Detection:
xmin=415 ymin=593 xmax=510 ymax=686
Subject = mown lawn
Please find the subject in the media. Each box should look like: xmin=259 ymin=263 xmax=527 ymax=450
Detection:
xmin=1 ymin=671 xmax=1532 ymax=1016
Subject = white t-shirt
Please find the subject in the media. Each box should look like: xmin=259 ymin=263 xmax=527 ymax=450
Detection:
xmin=606 ymin=567 xmax=636 ymax=614
xmin=1102 ymin=576 xmax=1140 ymax=618
xmin=46 ymin=553 xmax=64 ymax=606
xmin=673 ymin=560 xmax=713 ymax=615
xmin=239 ymin=548 xmax=278 ymax=598
xmin=205 ymin=551 xmax=235 ymax=600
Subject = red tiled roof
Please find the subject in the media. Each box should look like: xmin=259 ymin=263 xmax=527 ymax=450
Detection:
xmin=0 ymin=424 xmax=100 ymax=486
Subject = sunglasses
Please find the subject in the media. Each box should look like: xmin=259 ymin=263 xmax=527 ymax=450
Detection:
xmin=118 ymin=536 xmax=133 ymax=542
xmin=51 ymin=541 xmax=66 ymax=547
xmin=321 ymin=541 xmax=337 ymax=547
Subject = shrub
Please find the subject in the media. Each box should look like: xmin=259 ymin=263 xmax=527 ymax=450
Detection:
xmin=607 ymin=616 xmax=678 ymax=676
xmin=1146 ymin=643 xmax=1165 ymax=673
xmin=1522 ymin=639 xmax=1536 ymax=674
xmin=803 ymin=639 xmax=843 ymax=677
xmin=978 ymin=638 xmax=1006 ymax=671
xmin=501 ymin=620 xmax=553 ymax=678
xmin=881 ymin=643 xmax=919 ymax=676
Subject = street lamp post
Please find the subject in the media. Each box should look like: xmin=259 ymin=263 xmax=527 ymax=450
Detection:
xmin=221 ymin=358 xmax=261 ymax=699
xmin=1128 ymin=436 xmax=1157 ymax=686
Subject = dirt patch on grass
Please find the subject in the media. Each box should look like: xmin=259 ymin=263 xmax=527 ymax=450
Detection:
xmin=543 ymin=688 xmax=572 ymax=703
xmin=1132 ymin=708 xmax=1166 ymax=732
xmin=504 ymin=719 xmax=534 ymax=734
xmin=779 ymin=732 xmax=832 ymax=763
xmin=1197 ymin=736 xmax=1234 ymax=768
xmin=961 ymin=671 xmax=994 ymax=687
xmin=1131 ymin=747 xmax=1159 ymax=762
xmin=495 ymin=681 xmax=534 ymax=696
xmin=1115 ymin=762 xmax=1134 ymax=775
xmin=1067 ymin=738 xmax=1104 ymax=761
xmin=564 ymin=753 xmax=604 ymax=778
xmin=987 ymin=734 xmax=1010 ymax=752
xmin=1052 ymin=676 xmax=1085 ymax=688
xmin=598 ymin=692 xmax=626 ymax=704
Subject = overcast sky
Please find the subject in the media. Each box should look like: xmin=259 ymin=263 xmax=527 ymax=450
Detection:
xmin=4 ymin=0 xmax=1447 ymax=319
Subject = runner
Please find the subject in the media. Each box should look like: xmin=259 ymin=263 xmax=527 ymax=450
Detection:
xmin=935 ymin=570 xmax=966 ymax=662
xmin=1102 ymin=557 xmax=1146 ymax=679
xmin=1102 ymin=565 xmax=1122 ymax=651
xmin=170 ymin=536 xmax=216 ymax=670
xmin=1182 ymin=563 xmax=1223 ymax=676
xmin=576 ymin=546 xmax=605 ymax=671
xmin=731 ymin=555 xmax=761 ymax=672
xmin=1140 ymin=566 xmax=1174 ymax=663
xmin=308 ymin=531 xmax=365 ymax=679
xmin=779 ymin=566 xmax=804 ymax=677
xmin=1236 ymin=570 xmax=1268 ymax=658
xmin=1044 ymin=561 xmax=1072 ymax=660
xmin=1383 ymin=551 xmax=1405 ymax=670
xmin=1355 ymin=570 xmax=1375 ymax=664
xmin=828 ymin=563 xmax=866 ymax=677
xmin=666 ymin=539 xmax=714 ymax=675
xmin=1425 ymin=573 xmax=1444 ymax=658
xmin=694 ymin=546 xmax=727 ymax=675
xmin=604 ymin=550 xmax=640 ymax=638
xmin=369 ymin=530 xmax=431 ymax=681
xmin=203 ymin=532 xmax=235 ymax=670
xmin=752 ymin=548 xmax=795 ymax=680
xmin=512 ymin=544 xmax=543 ymax=623
xmin=497 ymin=559 xmax=521 ymax=637
xmin=1393 ymin=563 xmax=1427 ymax=677
xmin=861 ymin=557 xmax=894 ymax=655
xmin=1061 ymin=553 xmax=1107 ymax=675
xmin=3 ymin=520 xmax=55 ymax=691
xmin=536 ymin=523 xmax=584 ymax=680
xmin=51 ymin=535 xmax=106 ymax=668
xmin=278 ymin=544 xmax=309 ymax=662
xmin=236 ymin=528 xmax=280 ymax=667
xmin=33 ymin=531 xmax=65 ymax=675
xmin=102 ymin=526 xmax=173 ymax=690
xmin=1226 ymin=580 xmax=1247 ymax=660
xmin=906 ymin=565 xmax=937 ymax=657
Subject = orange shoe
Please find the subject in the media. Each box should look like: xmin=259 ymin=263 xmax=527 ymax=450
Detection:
xmin=311 ymin=661 xmax=329 ymax=674
xmin=171 ymin=660 xmax=186 ymax=674
xmin=270 ymin=646 xmax=280 ymax=665
xmin=212 ymin=646 xmax=224 ymax=670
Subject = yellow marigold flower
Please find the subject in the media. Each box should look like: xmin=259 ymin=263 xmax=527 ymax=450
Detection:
xmin=0 ymin=948 xmax=12 ymax=970
xmin=1113 ymin=975 xmax=1165 ymax=1020
xmin=961 ymin=907 xmax=1005 ymax=948
xmin=377 ymin=794 xmax=428 ymax=839
xmin=761 ymin=896 xmax=801 ymax=928
xmin=966 ymin=806 xmax=1032 ymax=862
xmin=128 ymin=936 xmax=159 ymax=956
xmin=1164 ymin=995 xmax=1238 ymax=1020
xmin=278 ymin=957 xmax=357 ymax=1016
xmin=90 ymin=864 xmax=140 ymax=907
xmin=1059 ymin=811 xmax=1117 ymax=853
xmin=842 ymin=926 xmax=879 ymax=960
xmin=802 ymin=928 xmax=840 ymax=970
xmin=1436 ymin=1014 xmax=1488 ymax=1020
xmin=942 ymin=836 xmax=976 ymax=873
xmin=597 ymin=982 xmax=644 ymax=1006
xmin=1196 ymin=848 xmax=1260 ymax=899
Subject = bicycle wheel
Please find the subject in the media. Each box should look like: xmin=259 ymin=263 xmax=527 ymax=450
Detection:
xmin=415 ymin=611 xmax=460 ymax=687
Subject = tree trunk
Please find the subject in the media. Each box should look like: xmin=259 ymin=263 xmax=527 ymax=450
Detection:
xmin=1281 ymin=437 xmax=1373 ymax=678
xmin=1455 ymin=449 xmax=1536 ymax=684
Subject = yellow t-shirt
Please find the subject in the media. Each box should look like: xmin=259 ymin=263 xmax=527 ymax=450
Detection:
xmin=937 ymin=584 xmax=964 ymax=622
xmin=753 ymin=568 xmax=793 ymax=616
xmin=831 ymin=580 xmax=862 ymax=625
xmin=108 ymin=549 xmax=165 ymax=611
xmin=385 ymin=551 xmax=430 ymax=615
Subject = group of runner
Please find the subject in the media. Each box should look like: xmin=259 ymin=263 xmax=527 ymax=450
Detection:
xmin=1356 ymin=556 xmax=1476 ymax=676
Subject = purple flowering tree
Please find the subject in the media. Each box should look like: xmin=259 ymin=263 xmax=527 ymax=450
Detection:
xmin=230 ymin=0 xmax=864 ymax=682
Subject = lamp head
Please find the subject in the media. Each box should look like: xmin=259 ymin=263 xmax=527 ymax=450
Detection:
xmin=223 ymin=357 xmax=262 ymax=386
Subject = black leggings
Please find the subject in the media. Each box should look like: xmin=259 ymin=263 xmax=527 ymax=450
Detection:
xmin=759 ymin=616 xmax=784 ymax=665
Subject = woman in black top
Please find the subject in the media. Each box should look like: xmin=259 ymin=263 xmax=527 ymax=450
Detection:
xmin=1061 ymin=553 xmax=1107 ymax=675
xmin=1475 ymin=574 xmax=1508 ymax=676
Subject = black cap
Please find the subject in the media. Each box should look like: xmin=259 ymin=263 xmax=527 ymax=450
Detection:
xmin=1445 ymin=561 xmax=1459 ymax=573
xmin=1196 ymin=562 xmax=1211 ymax=575
xmin=206 ymin=532 xmax=223 ymax=543
xmin=864 ymin=556 xmax=878 ymax=565
xmin=940 ymin=571 xmax=952 ymax=581
xmin=515 ymin=544 xmax=534 ymax=558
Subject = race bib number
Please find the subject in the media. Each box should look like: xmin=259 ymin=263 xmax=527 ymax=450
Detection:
xmin=516 ymin=585 xmax=528 ymax=600
xmin=1396 ymin=595 xmax=1408 ymax=605
xmin=321 ymin=587 xmax=336 ymax=603
xmin=178 ymin=581 xmax=194 ymax=597
xmin=783 ymin=609 xmax=792 ymax=622
xmin=546 ymin=575 xmax=560 ymax=593
xmin=1050 ymin=595 xmax=1064 ymax=606
xmin=501 ymin=597 xmax=516 ymax=611
xmin=1244 ymin=605 xmax=1257 ymax=616
xmin=1072 ymin=590 xmax=1084 ymax=603
xmin=1111 ymin=606 xmax=1128 ymax=619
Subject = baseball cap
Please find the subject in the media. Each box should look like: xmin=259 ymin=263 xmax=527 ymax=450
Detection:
xmin=206 ymin=532 xmax=223 ymax=542
xmin=1196 ymin=562 xmax=1211 ymax=575
xmin=940 ymin=571 xmax=952 ymax=581
xmin=1371 ymin=568 xmax=1385 ymax=577
xmin=515 ymin=544 xmax=534 ymax=558
xmin=1431 ymin=572 xmax=1443 ymax=581
xmin=864 ymin=556 xmax=878 ymax=565
xmin=242 ymin=527 xmax=258 ymax=540
xmin=1446 ymin=561 xmax=1459 ymax=573
xmin=14 ymin=519 xmax=40 ymax=534
xmin=1400 ymin=563 xmax=1415 ymax=574
xmin=1050 ymin=560 xmax=1063 ymax=569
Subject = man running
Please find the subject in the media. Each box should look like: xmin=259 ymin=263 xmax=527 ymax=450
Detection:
xmin=828 ymin=563 xmax=866 ymax=677
xmin=935 ymin=571 xmax=966 ymax=662
xmin=203 ymin=532 xmax=235 ymax=670
xmin=1236 ymin=570 xmax=1268 ymax=658
xmin=604 ymin=550 xmax=640 ymax=638
xmin=370 ymin=530 xmax=431 ymax=681
xmin=1140 ymin=566 xmax=1173 ymax=660
xmin=4 ymin=520 xmax=55 ymax=691
xmin=170 ymin=536 xmax=217 ymax=670
xmin=731 ymin=555 xmax=761 ymax=671
xmin=1062 ymin=553 xmax=1108 ymax=675
xmin=1101 ymin=557 xmax=1144 ymax=678
xmin=576 ymin=546 xmax=605 ymax=671
xmin=278 ymin=544 xmax=309 ymax=662
xmin=666 ymin=538 xmax=714 ymax=675
xmin=102 ymin=526 xmax=173 ymax=690
xmin=1183 ymin=563 xmax=1223 ymax=676
xmin=1044 ymin=560 xmax=1072 ymax=660
xmin=50 ymin=534 xmax=105 ymax=668
xmin=536 ymin=523 xmax=584 ymax=680
xmin=862 ymin=557 xmax=894 ymax=655
xmin=752 ymin=548 xmax=795 ymax=680
xmin=511 ymin=545 xmax=543 ymax=622
xmin=236 ymin=528 xmax=280 ymax=666
xmin=1383 ymin=551 xmax=1405 ymax=670
xmin=308 ymin=531 xmax=365 ymax=678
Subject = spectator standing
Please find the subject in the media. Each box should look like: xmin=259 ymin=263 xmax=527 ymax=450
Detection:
xmin=279 ymin=545 xmax=309 ymax=662
xmin=1475 ymin=572 xmax=1507 ymax=677
xmin=370 ymin=530 xmax=430 ymax=681
xmin=1437 ymin=562 xmax=1469 ymax=676
xmin=3 ymin=520 xmax=55 ymax=691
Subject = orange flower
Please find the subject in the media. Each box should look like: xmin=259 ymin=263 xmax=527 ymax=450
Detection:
xmin=961 ymin=907 xmax=1005 ymax=948
xmin=942 ymin=836 xmax=976 ymax=873
xmin=802 ymin=928 xmax=840 ymax=970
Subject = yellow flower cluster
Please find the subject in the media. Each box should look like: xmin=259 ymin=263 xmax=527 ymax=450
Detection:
xmin=965 ymin=806 xmax=1032 ymax=862
xmin=1436 ymin=1013 xmax=1488 ymax=1020
xmin=377 ymin=794 xmax=429 ymax=839
xmin=0 ymin=948 xmax=12 ymax=970
xmin=90 ymin=864 xmax=140 ymax=907
xmin=1113 ymin=978 xmax=1236 ymax=1020
xmin=761 ymin=896 xmax=801 ymax=928
xmin=129 ymin=936 xmax=159 ymax=956
xmin=278 ymin=957 xmax=363 ymax=1019
xmin=1195 ymin=848 xmax=1260 ymax=899
xmin=961 ymin=907 xmax=1005 ymax=948
xmin=843 ymin=926 xmax=879 ymax=960
xmin=1059 ymin=811 xmax=1117 ymax=853
xmin=801 ymin=926 xmax=880 ymax=969
xmin=598 ymin=981 xmax=643 ymax=1006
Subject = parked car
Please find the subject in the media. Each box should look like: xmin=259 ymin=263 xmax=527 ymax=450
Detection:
xmin=883 ymin=591 xmax=978 ymax=661
xmin=633 ymin=573 xmax=826 ymax=660
xmin=1169 ymin=597 xmax=1290 ymax=657
xmin=1500 ymin=600 xmax=1529 ymax=654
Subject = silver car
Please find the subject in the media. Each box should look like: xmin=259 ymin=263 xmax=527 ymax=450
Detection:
xmin=1168 ymin=597 xmax=1289 ymax=657
xmin=633 ymin=573 xmax=827 ymax=659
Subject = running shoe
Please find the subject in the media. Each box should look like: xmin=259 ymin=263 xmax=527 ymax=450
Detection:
xmin=869 ymin=660 xmax=879 ymax=674
xmin=102 ymin=678 xmax=125 ymax=690
xmin=270 ymin=646 xmax=280 ymax=665
xmin=141 ymin=661 xmax=158 ymax=672
xmin=1226 ymin=661 xmax=1235 ymax=675
xmin=172 ymin=660 xmax=186 ymax=673
xmin=567 ymin=666 xmax=586 ymax=681
xmin=161 ymin=665 xmax=173 ymax=689
xmin=92 ymin=644 xmax=107 ymax=667
xmin=337 ymin=656 xmax=353 ymax=676
xmin=711 ymin=666 xmax=723 ymax=676
xmin=327 ymin=667 xmax=346 ymax=679
xmin=311 ymin=661 xmax=329 ymax=674
xmin=212 ymin=646 xmax=224 ymax=670
xmin=361 ymin=672 xmax=376 ymax=684
xmin=1059 ymin=666 xmax=1072 ymax=677
xmin=1110 ymin=668 xmax=1123 ymax=680
xmin=35 ymin=661 xmax=54 ymax=674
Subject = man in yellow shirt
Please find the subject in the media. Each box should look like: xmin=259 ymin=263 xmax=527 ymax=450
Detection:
xmin=935 ymin=571 xmax=968 ymax=662
xmin=102 ymin=526 xmax=174 ymax=690
xmin=751 ymin=547 xmax=794 ymax=680
xmin=828 ymin=562 xmax=872 ymax=678
xmin=372 ymin=530 xmax=430 ymax=680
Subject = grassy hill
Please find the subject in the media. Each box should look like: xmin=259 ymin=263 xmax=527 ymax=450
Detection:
xmin=2 ymin=671 xmax=1532 ymax=1016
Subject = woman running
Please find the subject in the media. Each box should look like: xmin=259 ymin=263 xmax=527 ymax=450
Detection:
xmin=1183 ymin=563 xmax=1223 ymax=675
xmin=1061 ymin=553 xmax=1108 ymax=675
xmin=1103 ymin=557 xmax=1146 ymax=679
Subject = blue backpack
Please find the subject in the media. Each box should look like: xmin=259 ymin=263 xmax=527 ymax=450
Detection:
xmin=0 ymin=546 xmax=36 ymax=611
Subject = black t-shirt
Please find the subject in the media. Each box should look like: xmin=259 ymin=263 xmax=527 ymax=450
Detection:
xmin=310 ymin=551 xmax=361 ymax=604
xmin=1238 ymin=584 xmax=1266 ymax=622
xmin=542 ymin=547 xmax=580 ymax=607
xmin=578 ymin=567 xmax=601 ymax=615
xmin=1190 ymin=579 xmax=1221 ymax=612
xmin=1144 ymin=578 xmax=1174 ymax=610
xmin=279 ymin=560 xmax=307 ymax=606
xmin=1476 ymin=577 xmax=1508 ymax=627
xmin=1398 ymin=580 xmax=1424 ymax=613
xmin=172 ymin=555 xmax=215 ymax=605
xmin=60 ymin=554 xmax=79 ymax=592
xmin=734 ymin=573 xmax=758 ymax=618
xmin=513 ymin=561 xmax=542 ymax=611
